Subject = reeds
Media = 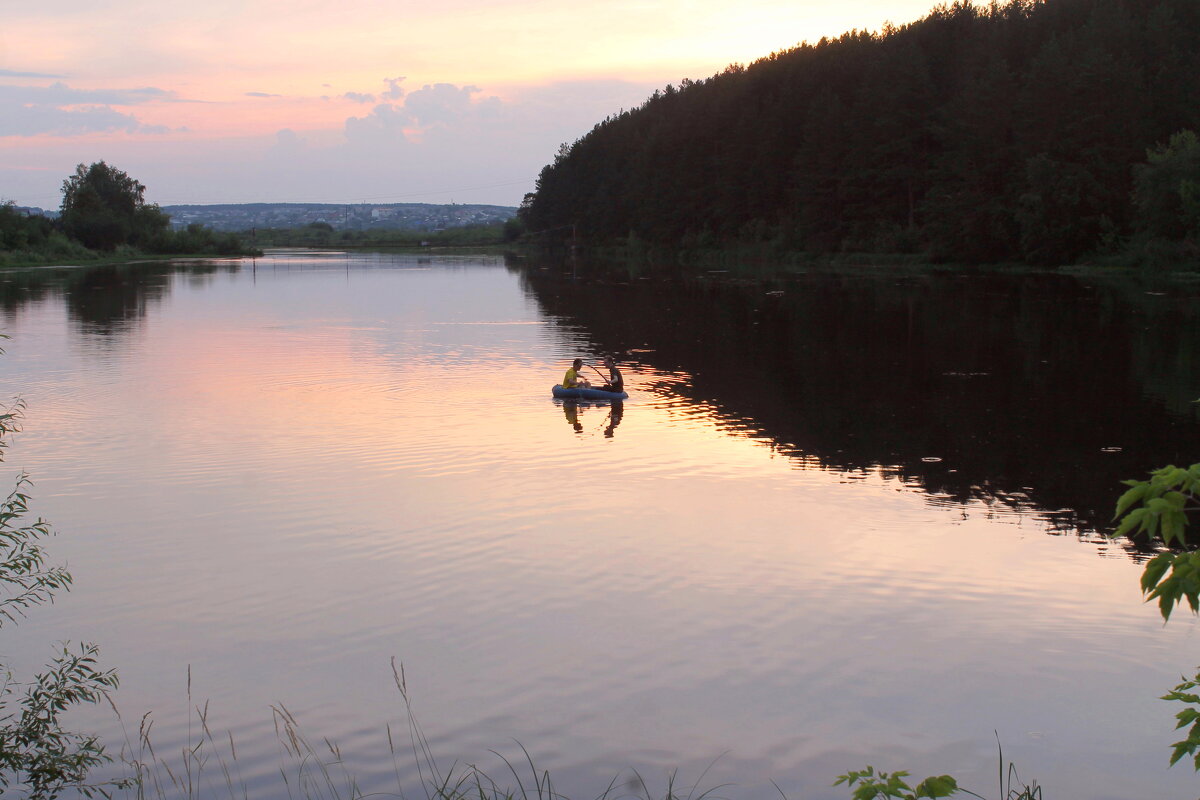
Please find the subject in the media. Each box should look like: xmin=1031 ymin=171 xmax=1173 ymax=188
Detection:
xmin=104 ymin=659 xmax=732 ymax=800
xmin=105 ymin=660 xmax=1043 ymax=800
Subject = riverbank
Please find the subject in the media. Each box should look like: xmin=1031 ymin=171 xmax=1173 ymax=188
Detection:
xmin=0 ymin=246 xmax=262 ymax=270
xmin=517 ymin=238 xmax=1200 ymax=280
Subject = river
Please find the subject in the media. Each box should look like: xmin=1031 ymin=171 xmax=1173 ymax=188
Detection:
xmin=2 ymin=249 xmax=1199 ymax=800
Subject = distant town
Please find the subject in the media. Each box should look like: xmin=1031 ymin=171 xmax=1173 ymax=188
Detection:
xmin=16 ymin=202 xmax=518 ymax=232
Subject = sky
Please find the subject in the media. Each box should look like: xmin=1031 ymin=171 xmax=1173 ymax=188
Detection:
xmin=1 ymin=0 xmax=939 ymax=210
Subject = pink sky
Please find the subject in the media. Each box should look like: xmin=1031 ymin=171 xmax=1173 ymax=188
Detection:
xmin=1 ymin=0 xmax=938 ymax=209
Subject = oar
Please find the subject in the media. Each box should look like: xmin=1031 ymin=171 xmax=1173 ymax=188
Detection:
xmin=587 ymin=364 xmax=608 ymax=382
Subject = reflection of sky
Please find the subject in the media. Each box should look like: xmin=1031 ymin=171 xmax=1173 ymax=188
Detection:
xmin=2 ymin=253 xmax=1196 ymax=800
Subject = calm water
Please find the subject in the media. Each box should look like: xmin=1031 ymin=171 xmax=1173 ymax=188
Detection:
xmin=3 ymin=250 xmax=1200 ymax=800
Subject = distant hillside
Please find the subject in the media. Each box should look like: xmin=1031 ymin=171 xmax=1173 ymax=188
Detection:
xmin=163 ymin=202 xmax=517 ymax=232
xmin=13 ymin=206 xmax=56 ymax=219
xmin=520 ymin=0 xmax=1200 ymax=265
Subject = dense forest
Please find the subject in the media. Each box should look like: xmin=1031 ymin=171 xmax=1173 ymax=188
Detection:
xmin=519 ymin=0 xmax=1200 ymax=266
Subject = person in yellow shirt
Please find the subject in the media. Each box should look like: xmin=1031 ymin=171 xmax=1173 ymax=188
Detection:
xmin=562 ymin=358 xmax=590 ymax=389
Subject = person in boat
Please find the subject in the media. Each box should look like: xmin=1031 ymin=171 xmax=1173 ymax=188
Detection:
xmin=601 ymin=356 xmax=623 ymax=394
xmin=562 ymin=358 xmax=590 ymax=389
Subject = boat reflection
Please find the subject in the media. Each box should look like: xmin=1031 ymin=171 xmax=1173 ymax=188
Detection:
xmin=556 ymin=399 xmax=624 ymax=438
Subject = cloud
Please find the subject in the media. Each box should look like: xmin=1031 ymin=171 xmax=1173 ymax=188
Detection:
xmin=343 ymin=81 xmax=502 ymax=148
xmin=404 ymin=83 xmax=484 ymax=127
xmin=1 ymin=76 xmax=663 ymax=207
xmin=344 ymin=102 xmax=413 ymax=147
xmin=0 ymin=80 xmax=178 ymax=137
xmin=382 ymin=77 xmax=406 ymax=100
xmin=0 ymin=68 xmax=67 ymax=79
xmin=0 ymin=81 xmax=177 ymax=106
xmin=342 ymin=91 xmax=376 ymax=103
xmin=0 ymin=105 xmax=166 ymax=137
xmin=246 ymin=91 xmax=282 ymax=98
xmin=271 ymin=128 xmax=306 ymax=154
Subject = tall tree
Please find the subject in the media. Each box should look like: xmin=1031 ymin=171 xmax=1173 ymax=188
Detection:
xmin=60 ymin=162 xmax=169 ymax=251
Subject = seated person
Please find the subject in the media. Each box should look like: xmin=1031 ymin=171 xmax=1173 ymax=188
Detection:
xmin=601 ymin=356 xmax=623 ymax=393
xmin=563 ymin=358 xmax=590 ymax=389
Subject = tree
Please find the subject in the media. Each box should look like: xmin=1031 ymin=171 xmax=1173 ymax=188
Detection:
xmin=1015 ymin=153 xmax=1107 ymax=265
xmin=1133 ymin=130 xmax=1200 ymax=241
xmin=59 ymin=162 xmax=169 ymax=251
xmin=0 ymin=203 xmax=55 ymax=252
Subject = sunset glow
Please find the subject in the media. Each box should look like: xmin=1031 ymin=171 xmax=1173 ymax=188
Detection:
xmin=3 ymin=1 xmax=938 ymax=208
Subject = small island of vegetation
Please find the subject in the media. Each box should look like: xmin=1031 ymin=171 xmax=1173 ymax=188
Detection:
xmin=0 ymin=161 xmax=256 ymax=268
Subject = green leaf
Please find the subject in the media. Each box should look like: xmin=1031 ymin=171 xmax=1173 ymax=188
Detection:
xmin=914 ymin=775 xmax=958 ymax=798
xmin=1115 ymin=507 xmax=1147 ymax=538
xmin=1114 ymin=482 xmax=1149 ymax=520
xmin=1158 ymin=588 xmax=1178 ymax=621
xmin=1143 ymin=553 xmax=1174 ymax=592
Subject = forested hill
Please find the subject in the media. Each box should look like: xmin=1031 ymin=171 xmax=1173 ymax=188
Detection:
xmin=519 ymin=0 xmax=1200 ymax=265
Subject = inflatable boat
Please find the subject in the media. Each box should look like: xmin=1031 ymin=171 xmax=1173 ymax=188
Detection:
xmin=551 ymin=384 xmax=628 ymax=401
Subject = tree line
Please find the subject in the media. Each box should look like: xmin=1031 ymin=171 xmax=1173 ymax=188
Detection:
xmin=519 ymin=0 xmax=1200 ymax=266
xmin=1 ymin=162 xmax=253 ymax=267
xmin=246 ymin=218 xmax=523 ymax=248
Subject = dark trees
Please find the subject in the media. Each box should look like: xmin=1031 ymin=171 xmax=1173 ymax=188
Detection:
xmin=0 ymin=204 xmax=55 ymax=252
xmin=59 ymin=162 xmax=169 ymax=251
xmin=520 ymin=0 xmax=1200 ymax=266
xmin=1134 ymin=130 xmax=1200 ymax=241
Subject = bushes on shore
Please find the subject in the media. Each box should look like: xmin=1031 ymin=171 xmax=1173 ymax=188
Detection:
xmin=1 ymin=162 xmax=256 ymax=267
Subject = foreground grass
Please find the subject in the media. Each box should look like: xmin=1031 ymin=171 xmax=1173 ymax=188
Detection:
xmin=108 ymin=661 xmax=731 ymax=800
xmin=95 ymin=660 xmax=1044 ymax=800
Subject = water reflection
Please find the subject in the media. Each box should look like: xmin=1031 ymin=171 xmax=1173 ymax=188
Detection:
xmin=556 ymin=399 xmax=624 ymax=438
xmin=563 ymin=400 xmax=583 ymax=432
xmin=9 ymin=254 xmax=1198 ymax=544
xmin=605 ymin=401 xmax=623 ymax=438
xmin=0 ymin=260 xmax=237 ymax=339
xmin=5 ymin=251 xmax=1198 ymax=800
xmin=513 ymin=254 xmax=1200 ymax=542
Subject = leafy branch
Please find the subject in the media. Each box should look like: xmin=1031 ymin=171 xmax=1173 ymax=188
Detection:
xmin=1162 ymin=670 xmax=1200 ymax=771
xmin=0 ymin=475 xmax=74 ymax=627
xmin=0 ymin=644 xmax=122 ymax=799
xmin=1110 ymin=464 xmax=1200 ymax=620
xmin=835 ymin=767 xmax=962 ymax=800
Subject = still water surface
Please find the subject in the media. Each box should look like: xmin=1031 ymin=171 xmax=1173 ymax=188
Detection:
xmin=3 ymin=250 xmax=1200 ymax=800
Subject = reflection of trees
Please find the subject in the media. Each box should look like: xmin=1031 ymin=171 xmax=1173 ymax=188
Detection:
xmin=65 ymin=265 xmax=172 ymax=336
xmin=0 ymin=261 xmax=237 ymax=338
xmin=515 ymin=256 xmax=1200 ymax=545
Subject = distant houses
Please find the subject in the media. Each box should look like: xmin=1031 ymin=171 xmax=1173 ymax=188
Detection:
xmin=161 ymin=202 xmax=517 ymax=232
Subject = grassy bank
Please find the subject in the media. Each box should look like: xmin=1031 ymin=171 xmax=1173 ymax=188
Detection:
xmin=0 ymin=248 xmax=260 ymax=270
